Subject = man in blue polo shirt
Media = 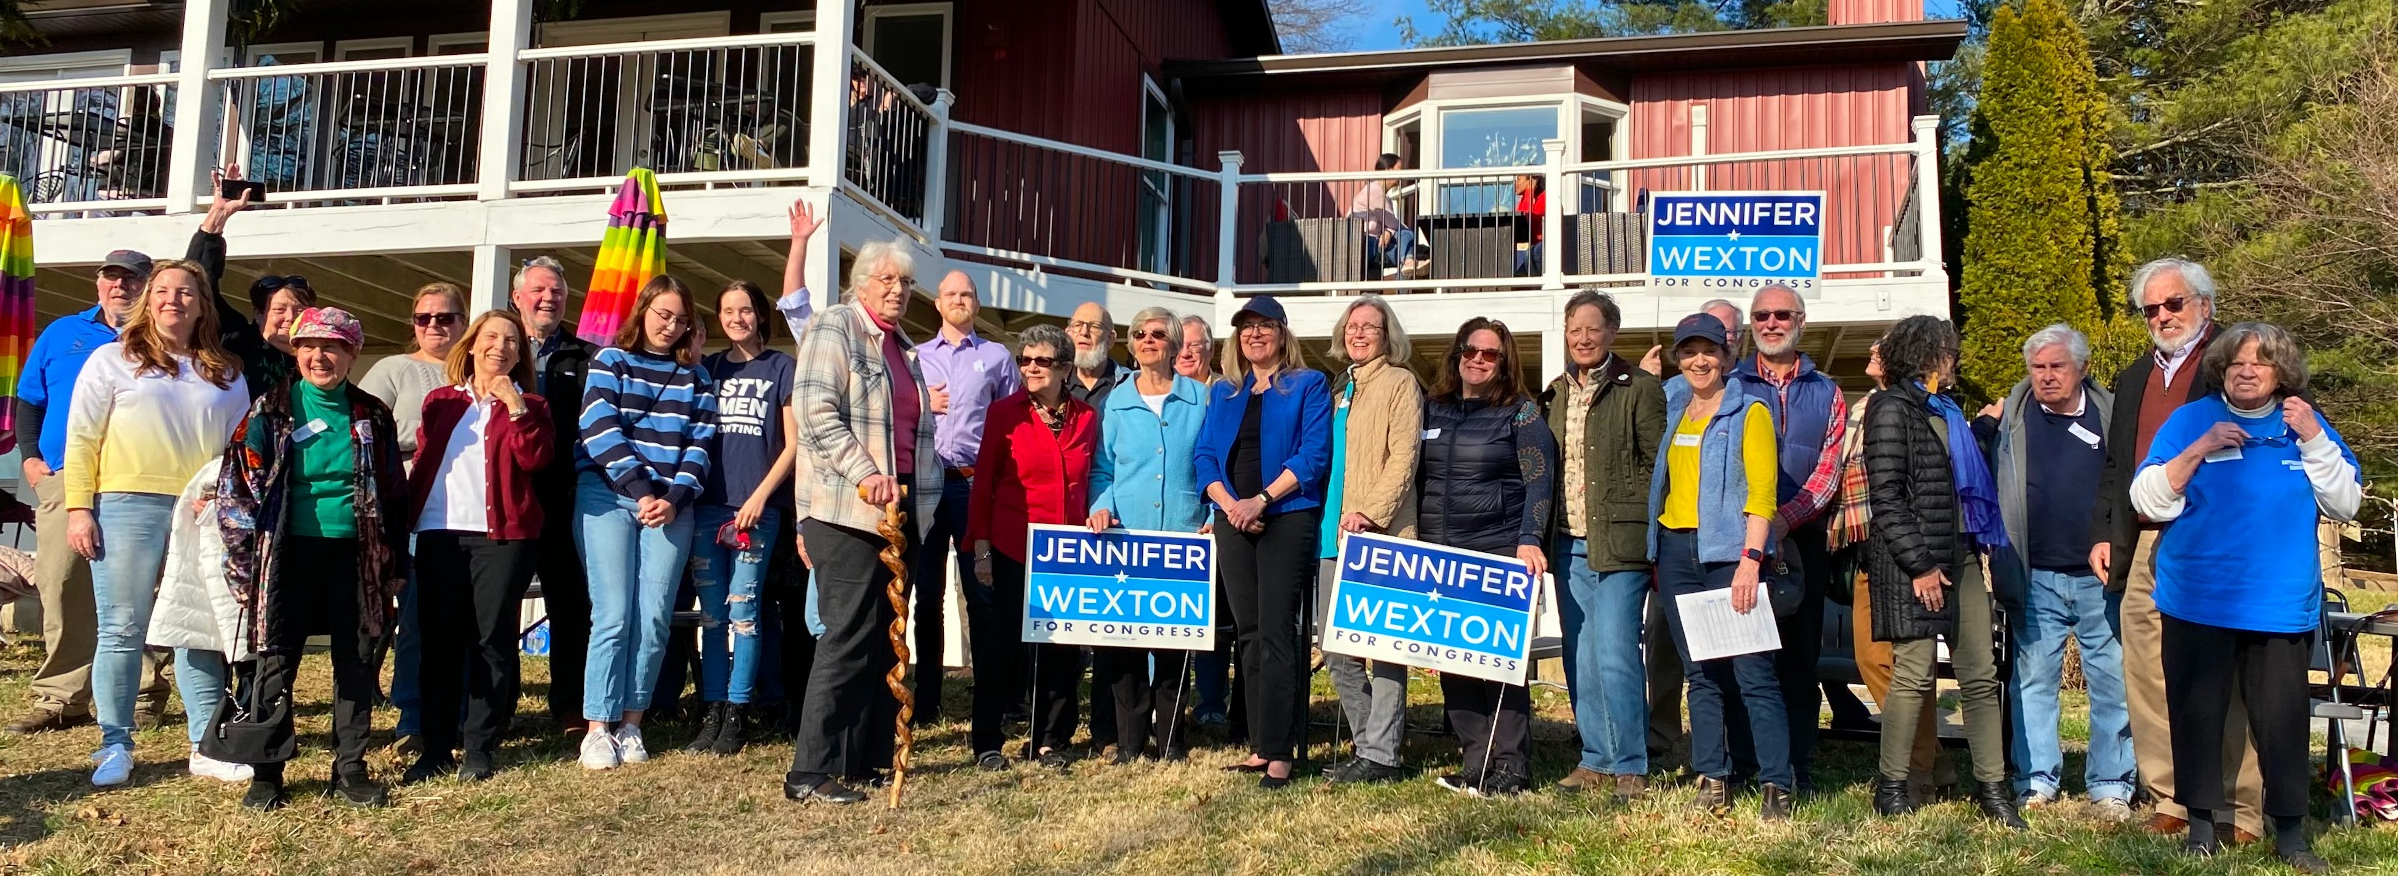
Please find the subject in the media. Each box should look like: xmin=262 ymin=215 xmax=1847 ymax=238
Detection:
xmin=2 ymin=249 xmax=172 ymax=736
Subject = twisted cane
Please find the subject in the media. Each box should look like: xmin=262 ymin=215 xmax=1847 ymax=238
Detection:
xmin=862 ymin=483 xmax=914 ymax=808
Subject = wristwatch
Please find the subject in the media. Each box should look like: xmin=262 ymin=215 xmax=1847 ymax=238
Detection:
xmin=1253 ymin=492 xmax=1273 ymax=506
xmin=1743 ymin=547 xmax=1767 ymax=563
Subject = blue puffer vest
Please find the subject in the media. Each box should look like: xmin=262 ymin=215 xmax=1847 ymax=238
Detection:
xmin=1730 ymin=353 xmax=1837 ymax=508
xmin=1646 ymin=378 xmax=1766 ymax=564
xmin=1416 ymin=397 xmax=1538 ymax=556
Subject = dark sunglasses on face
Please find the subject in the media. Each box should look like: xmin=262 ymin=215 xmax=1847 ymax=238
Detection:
xmin=1129 ymin=329 xmax=1171 ymax=342
xmin=1016 ymin=355 xmax=1060 ymax=369
xmin=2140 ymin=296 xmax=2190 ymax=319
xmin=413 ymin=312 xmax=463 ymax=327
xmin=1459 ymin=346 xmax=1505 ymax=365
xmin=1751 ymin=309 xmax=1798 ymax=324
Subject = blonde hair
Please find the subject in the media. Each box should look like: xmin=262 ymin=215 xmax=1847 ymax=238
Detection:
xmin=1324 ymin=294 xmax=1411 ymax=365
xmin=119 ymin=259 xmax=239 ymax=388
xmin=445 ymin=310 xmax=538 ymax=391
xmin=1221 ymin=317 xmax=1309 ymax=391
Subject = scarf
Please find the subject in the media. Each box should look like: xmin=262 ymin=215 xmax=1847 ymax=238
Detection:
xmin=1922 ymin=385 xmax=2009 ymax=550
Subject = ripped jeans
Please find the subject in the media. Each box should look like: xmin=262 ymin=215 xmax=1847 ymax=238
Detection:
xmin=690 ymin=504 xmax=779 ymax=704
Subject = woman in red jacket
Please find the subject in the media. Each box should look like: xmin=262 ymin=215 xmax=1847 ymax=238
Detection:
xmin=968 ymin=323 xmax=1097 ymax=771
xmin=400 ymin=310 xmax=553 ymax=783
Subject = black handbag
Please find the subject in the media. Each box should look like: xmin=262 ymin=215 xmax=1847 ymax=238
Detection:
xmin=199 ymin=601 xmax=295 ymax=765
xmin=1766 ymin=536 xmax=1804 ymax=618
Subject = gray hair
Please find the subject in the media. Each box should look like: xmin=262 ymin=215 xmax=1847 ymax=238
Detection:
xmin=1180 ymin=315 xmax=1215 ymax=355
xmin=2127 ymin=258 xmax=2217 ymax=313
xmin=2021 ymin=323 xmax=2090 ymax=369
xmin=2201 ymin=321 xmax=2309 ymax=396
xmin=1700 ymin=298 xmax=1739 ymax=318
xmin=1751 ymin=284 xmax=1806 ymax=314
xmin=1128 ymin=306 xmax=1181 ymax=357
xmin=513 ymin=256 xmax=570 ymax=292
xmin=846 ymin=240 xmax=917 ymax=301
xmin=1325 ymin=293 xmax=1411 ymax=365
xmin=1016 ymin=323 xmax=1070 ymax=359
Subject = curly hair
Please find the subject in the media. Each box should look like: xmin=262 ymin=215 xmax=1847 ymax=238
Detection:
xmin=1876 ymin=315 xmax=1957 ymax=388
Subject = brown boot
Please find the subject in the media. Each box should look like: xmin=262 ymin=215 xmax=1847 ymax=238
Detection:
xmin=2144 ymin=813 xmax=2189 ymax=835
xmin=1614 ymin=774 xmax=1649 ymax=802
xmin=1556 ymin=767 xmax=1609 ymax=793
xmin=2 ymin=707 xmax=86 ymax=735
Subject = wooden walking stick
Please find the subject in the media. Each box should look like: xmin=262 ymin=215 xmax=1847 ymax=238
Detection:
xmin=862 ymin=483 xmax=914 ymax=808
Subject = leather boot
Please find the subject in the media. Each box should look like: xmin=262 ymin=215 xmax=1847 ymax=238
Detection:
xmin=1759 ymin=783 xmax=1792 ymax=821
xmin=1691 ymin=776 xmax=1731 ymax=814
xmin=683 ymin=702 xmax=727 ymax=755
xmin=1972 ymin=780 xmax=2029 ymax=830
xmin=709 ymin=704 xmax=749 ymax=756
xmin=1873 ymin=778 xmax=1915 ymax=817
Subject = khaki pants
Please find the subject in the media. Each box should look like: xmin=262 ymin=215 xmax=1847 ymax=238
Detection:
xmin=2123 ymin=529 xmax=2264 ymax=832
xmin=1853 ymin=571 xmax=1940 ymax=781
xmin=25 ymin=474 xmax=163 ymax=715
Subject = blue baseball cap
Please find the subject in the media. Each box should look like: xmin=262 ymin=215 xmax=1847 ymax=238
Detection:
xmin=1234 ymin=296 xmax=1288 ymax=326
xmin=1672 ymin=311 xmax=1730 ymax=351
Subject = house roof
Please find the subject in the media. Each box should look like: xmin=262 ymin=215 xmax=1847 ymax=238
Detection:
xmin=1168 ymin=20 xmax=1968 ymax=94
xmin=1226 ymin=0 xmax=1281 ymax=56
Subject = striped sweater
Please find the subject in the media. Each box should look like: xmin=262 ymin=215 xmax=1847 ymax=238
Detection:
xmin=577 ymin=347 xmax=718 ymax=507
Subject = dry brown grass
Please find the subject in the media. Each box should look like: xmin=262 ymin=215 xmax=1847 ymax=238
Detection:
xmin=1 ymin=641 xmax=2395 ymax=875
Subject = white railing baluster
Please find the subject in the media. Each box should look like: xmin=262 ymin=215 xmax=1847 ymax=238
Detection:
xmin=1540 ymin=137 xmax=1565 ymax=291
xmin=1215 ymin=150 xmax=1243 ymax=301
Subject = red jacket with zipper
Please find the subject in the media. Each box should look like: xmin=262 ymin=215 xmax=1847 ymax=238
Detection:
xmin=407 ymin=386 xmax=555 ymax=540
xmin=967 ymin=391 xmax=1097 ymax=562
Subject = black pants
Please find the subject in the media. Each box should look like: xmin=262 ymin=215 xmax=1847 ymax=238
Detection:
xmin=649 ymin=575 xmax=700 ymax=714
xmin=1029 ymin=640 xmax=1084 ymax=753
xmin=1442 ymin=673 xmax=1531 ymax=780
xmin=1645 ymin=593 xmax=1683 ymax=764
xmin=967 ymin=550 xmax=1029 ymax=755
xmin=1727 ymin=520 xmax=1830 ymax=784
xmin=415 ymin=531 xmax=538 ymax=758
xmin=766 ymin=517 xmax=815 ymax=730
xmin=911 ymin=477 xmax=973 ymax=721
xmin=788 ymin=516 xmax=914 ymax=781
xmin=243 ymin=536 xmax=377 ymax=781
xmin=536 ymin=475 xmax=592 ymax=726
xmin=1098 ymin=646 xmax=1194 ymax=756
xmin=2161 ymin=613 xmax=2312 ymax=819
xmin=1215 ymin=508 xmax=1319 ymax=761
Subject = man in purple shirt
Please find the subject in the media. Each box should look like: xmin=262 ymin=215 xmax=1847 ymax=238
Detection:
xmin=910 ymin=269 xmax=1020 ymax=723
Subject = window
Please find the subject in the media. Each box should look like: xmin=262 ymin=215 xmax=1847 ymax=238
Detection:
xmin=1578 ymin=102 xmax=1623 ymax=211
xmin=861 ymin=3 xmax=951 ymax=90
xmin=1437 ymin=105 xmax=1553 ymax=213
xmin=0 ymin=51 xmax=135 ymax=204
xmin=1137 ymin=76 xmax=1173 ymax=275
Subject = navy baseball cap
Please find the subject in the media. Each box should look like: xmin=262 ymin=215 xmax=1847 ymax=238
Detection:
xmin=99 ymin=250 xmax=152 ymax=276
xmin=1234 ymin=296 xmax=1288 ymax=325
xmin=1672 ymin=311 xmax=1730 ymax=351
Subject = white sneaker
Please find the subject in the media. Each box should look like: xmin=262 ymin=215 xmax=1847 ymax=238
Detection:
xmin=2091 ymin=797 xmax=2135 ymax=823
xmin=614 ymin=724 xmax=649 ymax=764
xmin=578 ymin=728 xmax=620 ymax=770
xmin=187 ymin=746 xmax=254 ymax=783
xmin=91 ymin=743 xmax=134 ymax=787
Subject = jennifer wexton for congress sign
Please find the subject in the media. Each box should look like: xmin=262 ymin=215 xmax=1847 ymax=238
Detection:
xmin=1321 ymin=531 xmax=1539 ymax=685
xmin=1647 ymin=191 xmax=1826 ymax=293
xmin=1021 ymin=524 xmax=1215 ymax=650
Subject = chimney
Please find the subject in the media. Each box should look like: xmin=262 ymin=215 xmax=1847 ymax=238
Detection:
xmin=1827 ymin=0 xmax=1924 ymax=25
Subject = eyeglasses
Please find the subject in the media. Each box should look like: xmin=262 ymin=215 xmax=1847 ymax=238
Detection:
xmin=2241 ymin=423 xmax=2293 ymax=449
xmin=648 ymin=308 xmax=691 ymax=328
xmin=1234 ymin=319 xmax=1283 ymax=334
xmin=1751 ymin=309 xmax=1799 ymax=324
xmin=413 ymin=312 xmax=463 ymax=327
xmin=867 ymin=274 xmax=914 ymax=290
xmin=1459 ymin=346 xmax=1506 ymax=365
xmin=1129 ymin=329 xmax=1171 ymax=342
xmin=1343 ymin=322 xmax=1386 ymax=336
xmin=1067 ymin=320 xmax=1108 ymax=335
xmin=1015 ymin=355 xmax=1060 ymax=369
xmin=252 ymin=275 xmax=311 ymax=294
xmin=2140 ymin=296 xmax=2191 ymax=319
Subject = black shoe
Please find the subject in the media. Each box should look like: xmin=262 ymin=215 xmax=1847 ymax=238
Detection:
xmin=684 ymin=702 xmax=727 ymax=755
xmin=1435 ymin=772 xmax=1483 ymax=796
xmin=1326 ymin=757 xmax=1407 ymax=784
xmin=399 ymin=755 xmax=456 ymax=786
xmin=2278 ymin=851 xmax=2330 ymax=875
xmin=1036 ymin=750 xmax=1071 ymax=772
xmin=709 ymin=704 xmax=749 ymax=756
xmin=1693 ymin=776 xmax=1731 ymax=814
xmin=1108 ymin=748 xmax=1139 ymax=766
xmin=1472 ymin=772 xmax=1529 ymax=797
xmin=241 ymin=779 xmax=288 ymax=811
xmin=1971 ymin=781 xmax=2027 ymax=830
xmin=1159 ymin=746 xmax=1189 ymax=763
xmin=976 ymin=750 xmax=1008 ymax=771
xmin=458 ymin=751 xmax=496 ymax=782
xmin=784 ymin=775 xmax=868 ymax=804
xmin=1259 ymin=764 xmax=1296 ymax=791
xmin=1759 ymin=783 xmax=1792 ymax=821
xmin=1873 ymin=778 xmax=1915 ymax=816
xmin=335 ymin=773 xmax=390 ymax=808
xmin=1321 ymin=756 xmax=1355 ymax=778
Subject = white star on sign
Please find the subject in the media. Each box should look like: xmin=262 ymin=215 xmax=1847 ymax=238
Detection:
xmin=1115 ymin=571 xmax=1130 ymax=585
xmin=1426 ymin=589 xmax=1441 ymax=603
xmin=1726 ymin=230 xmax=1742 ymax=242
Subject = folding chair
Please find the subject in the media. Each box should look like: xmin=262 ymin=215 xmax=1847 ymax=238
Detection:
xmin=2313 ymin=588 xmax=2394 ymax=826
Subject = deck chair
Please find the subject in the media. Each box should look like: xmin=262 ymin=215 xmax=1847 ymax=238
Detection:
xmin=2314 ymin=588 xmax=2395 ymax=825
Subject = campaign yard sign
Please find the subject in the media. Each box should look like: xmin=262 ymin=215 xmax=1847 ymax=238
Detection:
xmin=1647 ymin=192 xmax=1826 ymax=293
xmin=1021 ymin=524 xmax=1215 ymax=650
xmin=1321 ymin=532 xmax=1540 ymax=685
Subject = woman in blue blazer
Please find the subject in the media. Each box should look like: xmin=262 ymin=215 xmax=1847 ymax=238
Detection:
xmin=1193 ymin=296 xmax=1331 ymax=789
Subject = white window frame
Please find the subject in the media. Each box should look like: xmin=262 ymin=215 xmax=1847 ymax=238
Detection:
xmin=429 ymin=32 xmax=489 ymax=54
xmin=334 ymin=37 xmax=413 ymax=60
xmin=1386 ymin=93 xmax=1632 ymax=212
xmin=1137 ymin=74 xmax=1176 ymax=275
xmin=0 ymin=49 xmax=133 ymax=79
xmin=760 ymin=11 xmax=816 ymax=33
xmin=860 ymin=2 xmax=953 ymax=89
xmin=243 ymin=41 xmax=323 ymax=66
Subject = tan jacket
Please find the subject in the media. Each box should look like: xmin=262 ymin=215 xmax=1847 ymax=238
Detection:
xmin=1333 ymin=356 xmax=1422 ymax=539
xmin=792 ymin=302 xmax=943 ymax=536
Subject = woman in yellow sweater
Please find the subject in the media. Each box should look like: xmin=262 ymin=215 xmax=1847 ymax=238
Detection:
xmin=63 ymin=258 xmax=251 ymax=789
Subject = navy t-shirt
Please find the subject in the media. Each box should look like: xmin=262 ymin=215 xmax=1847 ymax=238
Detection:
xmin=2024 ymin=401 xmax=2107 ymax=573
xmin=702 ymin=349 xmax=797 ymax=511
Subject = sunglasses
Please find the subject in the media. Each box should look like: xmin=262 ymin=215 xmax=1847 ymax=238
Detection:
xmin=1015 ymin=355 xmax=1061 ymax=369
xmin=1234 ymin=319 xmax=1283 ymax=334
xmin=413 ymin=312 xmax=463 ymax=327
xmin=1751 ymin=309 xmax=1799 ymax=324
xmin=1129 ymin=329 xmax=1171 ymax=342
xmin=2140 ymin=296 xmax=2191 ymax=319
xmin=1459 ymin=346 xmax=1506 ymax=365
xmin=252 ymin=274 xmax=311 ymax=294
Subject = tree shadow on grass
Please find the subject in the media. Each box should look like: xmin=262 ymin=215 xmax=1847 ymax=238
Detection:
xmin=0 ymin=757 xmax=188 ymax=845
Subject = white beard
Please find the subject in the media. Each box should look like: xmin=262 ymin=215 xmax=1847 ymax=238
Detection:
xmin=1075 ymin=348 xmax=1109 ymax=371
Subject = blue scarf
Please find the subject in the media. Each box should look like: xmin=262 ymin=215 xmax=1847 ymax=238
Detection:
xmin=1922 ymin=385 xmax=2010 ymax=550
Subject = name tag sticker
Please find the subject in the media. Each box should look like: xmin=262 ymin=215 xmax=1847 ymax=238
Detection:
xmin=2067 ymin=422 xmax=2101 ymax=447
xmin=1673 ymin=432 xmax=1703 ymax=447
xmin=1421 ymin=428 xmax=1440 ymax=440
xmin=973 ymin=359 xmax=987 ymax=373
xmin=292 ymin=418 xmax=329 ymax=443
xmin=2203 ymin=446 xmax=2243 ymax=464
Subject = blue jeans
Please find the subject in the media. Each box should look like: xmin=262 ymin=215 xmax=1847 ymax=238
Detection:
xmin=390 ymin=535 xmax=422 ymax=737
xmin=2010 ymin=568 xmax=2136 ymax=801
xmin=1655 ymin=528 xmax=1792 ymax=789
xmin=691 ymin=505 xmax=779 ymax=704
xmin=573 ymin=471 xmax=698 ymax=722
xmin=91 ymin=492 xmax=228 ymax=750
xmin=1553 ymin=538 xmax=1650 ymax=775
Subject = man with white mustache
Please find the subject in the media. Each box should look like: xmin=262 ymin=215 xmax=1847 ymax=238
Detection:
xmin=1065 ymin=302 xmax=1127 ymax=417
xmin=511 ymin=255 xmax=601 ymax=735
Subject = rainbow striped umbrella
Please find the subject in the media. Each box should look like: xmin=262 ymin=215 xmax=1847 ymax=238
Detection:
xmin=0 ymin=176 xmax=33 ymax=454
xmin=576 ymin=168 xmax=669 ymax=346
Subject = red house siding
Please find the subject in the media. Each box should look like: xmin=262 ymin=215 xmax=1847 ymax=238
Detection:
xmin=1627 ymin=65 xmax=1922 ymax=269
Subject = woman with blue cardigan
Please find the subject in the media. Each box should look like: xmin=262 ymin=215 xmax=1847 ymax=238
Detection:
xmin=2132 ymin=322 xmax=2358 ymax=872
xmin=1647 ymin=312 xmax=1790 ymax=820
xmin=1086 ymin=307 xmax=1211 ymax=764
xmin=1195 ymin=296 xmax=1331 ymax=790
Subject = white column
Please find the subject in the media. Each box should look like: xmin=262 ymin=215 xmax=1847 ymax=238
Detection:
xmin=921 ymin=88 xmax=956 ymax=240
xmin=1540 ymin=138 xmax=1565 ymax=290
xmin=164 ymin=0 xmax=230 ymax=215
xmin=476 ymin=0 xmax=534 ymax=202
xmin=470 ymin=244 xmax=514 ymax=313
xmin=1214 ymin=150 xmax=1243 ymax=301
xmin=808 ymin=3 xmax=859 ymax=190
xmin=1540 ymin=328 xmax=1566 ymax=385
xmin=1690 ymin=104 xmax=1710 ymax=191
xmin=809 ymin=192 xmax=840 ymax=312
xmin=1911 ymin=114 xmax=1948 ymax=289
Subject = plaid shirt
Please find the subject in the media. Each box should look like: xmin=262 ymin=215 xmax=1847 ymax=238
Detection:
xmin=1826 ymin=390 xmax=1877 ymax=550
xmin=1752 ymin=359 xmax=1849 ymax=531
xmin=791 ymin=300 xmax=943 ymax=535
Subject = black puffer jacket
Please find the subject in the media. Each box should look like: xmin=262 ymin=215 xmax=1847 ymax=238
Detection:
xmin=1863 ymin=382 xmax=1960 ymax=641
xmin=1416 ymin=397 xmax=1557 ymax=556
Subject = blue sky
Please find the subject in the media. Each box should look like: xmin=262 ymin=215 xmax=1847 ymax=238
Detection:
xmin=1344 ymin=0 xmax=1969 ymax=51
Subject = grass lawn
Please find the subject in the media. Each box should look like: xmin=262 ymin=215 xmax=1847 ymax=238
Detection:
xmin=2 ymin=634 xmax=2396 ymax=875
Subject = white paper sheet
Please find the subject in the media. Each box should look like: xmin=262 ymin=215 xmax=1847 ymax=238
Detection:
xmin=1674 ymin=589 xmax=1783 ymax=662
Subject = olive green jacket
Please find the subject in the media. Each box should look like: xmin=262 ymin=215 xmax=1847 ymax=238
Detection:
xmin=1540 ymin=354 xmax=1667 ymax=571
